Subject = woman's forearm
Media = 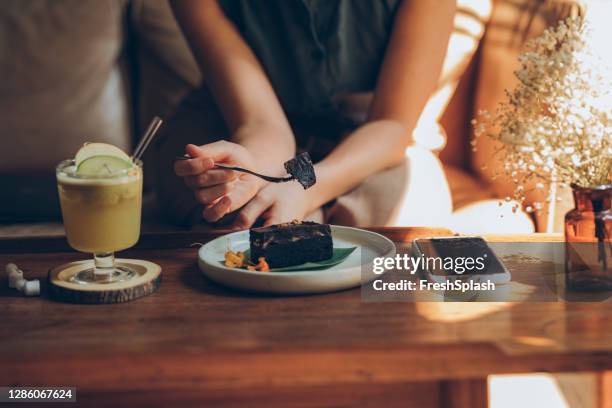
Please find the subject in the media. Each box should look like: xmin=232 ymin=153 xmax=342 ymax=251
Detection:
xmin=170 ymin=0 xmax=295 ymax=172
xmin=306 ymin=119 xmax=408 ymax=211
xmin=232 ymin=121 xmax=296 ymax=176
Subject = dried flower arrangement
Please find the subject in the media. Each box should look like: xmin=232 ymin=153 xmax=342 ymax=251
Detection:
xmin=472 ymin=16 xmax=612 ymax=213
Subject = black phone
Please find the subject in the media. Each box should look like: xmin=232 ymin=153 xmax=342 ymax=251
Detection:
xmin=412 ymin=237 xmax=511 ymax=283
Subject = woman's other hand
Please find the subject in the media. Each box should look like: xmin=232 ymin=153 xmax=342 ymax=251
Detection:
xmin=233 ymin=182 xmax=315 ymax=229
xmin=174 ymin=141 xmax=265 ymax=222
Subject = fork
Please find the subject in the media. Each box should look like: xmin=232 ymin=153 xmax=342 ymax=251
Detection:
xmin=175 ymin=154 xmax=294 ymax=183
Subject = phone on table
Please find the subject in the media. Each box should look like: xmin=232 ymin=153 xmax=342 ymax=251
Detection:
xmin=412 ymin=237 xmax=511 ymax=284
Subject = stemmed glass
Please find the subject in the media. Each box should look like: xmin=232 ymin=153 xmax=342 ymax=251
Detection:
xmin=56 ymin=159 xmax=143 ymax=284
xmin=55 ymin=117 xmax=161 ymax=284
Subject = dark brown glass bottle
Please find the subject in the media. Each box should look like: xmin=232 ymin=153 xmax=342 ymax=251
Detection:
xmin=565 ymin=184 xmax=612 ymax=291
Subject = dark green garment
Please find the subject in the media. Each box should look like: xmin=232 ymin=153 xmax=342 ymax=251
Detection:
xmin=219 ymin=0 xmax=399 ymax=121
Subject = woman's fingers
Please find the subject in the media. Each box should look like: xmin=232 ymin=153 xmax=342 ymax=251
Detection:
xmin=233 ymin=193 xmax=274 ymax=229
xmin=175 ymin=140 xmax=251 ymax=178
xmin=174 ymin=156 xmax=214 ymax=177
xmin=184 ymin=169 xmax=236 ymax=189
xmin=196 ymin=174 xmax=261 ymax=220
xmin=186 ymin=141 xmax=232 ymax=162
xmin=221 ymin=175 xmax=263 ymax=214
xmin=194 ymin=183 xmax=231 ymax=205
xmin=175 ymin=141 xmax=234 ymax=177
xmin=176 ymin=140 xmax=262 ymax=223
xmin=202 ymin=196 xmax=232 ymax=222
xmin=262 ymin=207 xmax=282 ymax=227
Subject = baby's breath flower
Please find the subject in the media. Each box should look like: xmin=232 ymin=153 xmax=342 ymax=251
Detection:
xmin=472 ymin=16 xmax=612 ymax=213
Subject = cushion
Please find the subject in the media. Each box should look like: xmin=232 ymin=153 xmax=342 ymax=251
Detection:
xmin=0 ymin=0 xmax=132 ymax=220
xmin=0 ymin=0 xmax=132 ymax=172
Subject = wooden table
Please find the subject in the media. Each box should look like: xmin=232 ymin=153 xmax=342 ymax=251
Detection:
xmin=1 ymin=228 xmax=611 ymax=407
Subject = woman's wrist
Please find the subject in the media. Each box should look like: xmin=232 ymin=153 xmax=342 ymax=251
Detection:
xmin=232 ymin=123 xmax=296 ymax=175
xmin=303 ymin=162 xmax=337 ymax=214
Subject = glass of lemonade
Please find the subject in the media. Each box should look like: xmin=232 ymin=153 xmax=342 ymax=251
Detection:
xmin=56 ymin=143 xmax=143 ymax=284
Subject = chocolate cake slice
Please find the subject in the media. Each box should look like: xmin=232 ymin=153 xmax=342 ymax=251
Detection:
xmin=249 ymin=221 xmax=333 ymax=268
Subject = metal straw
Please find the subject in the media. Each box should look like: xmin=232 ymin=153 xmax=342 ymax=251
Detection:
xmin=132 ymin=116 xmax=163 ymax=161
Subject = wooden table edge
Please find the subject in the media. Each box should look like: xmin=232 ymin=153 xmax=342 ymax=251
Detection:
xmin=1 ymin=343 xmax=610 ymax=390
xmin=0 ymin=228 xmax=564 ymax=254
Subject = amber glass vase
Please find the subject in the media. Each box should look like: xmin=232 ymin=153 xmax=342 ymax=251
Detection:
xmin=565 ymin=184 xmax=612 ymax=291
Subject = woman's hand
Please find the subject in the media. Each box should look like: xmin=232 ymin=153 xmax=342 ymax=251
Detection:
xmin=233 ymin=182 xmax=315 ymax=229
xmin=174 ymin=142 xmax=266 ymax=222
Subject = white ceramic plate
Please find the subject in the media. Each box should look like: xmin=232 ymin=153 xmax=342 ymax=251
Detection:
xmin=198 ymin=226 xmax=396 ymax=295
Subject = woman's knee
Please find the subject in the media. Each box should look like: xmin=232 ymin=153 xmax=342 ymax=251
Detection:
xmin=331 ymin=146 xmax=452 ymax=227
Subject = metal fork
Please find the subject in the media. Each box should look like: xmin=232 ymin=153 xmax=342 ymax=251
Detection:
xmin=175 ymin=154 xmax=294 ymax=183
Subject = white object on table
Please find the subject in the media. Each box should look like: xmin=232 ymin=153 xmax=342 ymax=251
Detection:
xmin=7 ymin=263 xmax=23 ymax=288
xmin=5 ymin=263 xmax=40 ymax=296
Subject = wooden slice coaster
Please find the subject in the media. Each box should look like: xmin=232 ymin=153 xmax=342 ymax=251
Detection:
xmin=48 ymin=259 xmax=162 ymax=304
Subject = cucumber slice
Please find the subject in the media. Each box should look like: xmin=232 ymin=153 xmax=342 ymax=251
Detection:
xmin=77 ymin=155 xmax=133 ymax=176
xmin=75 ymin=142 xmax=131 ymax=167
